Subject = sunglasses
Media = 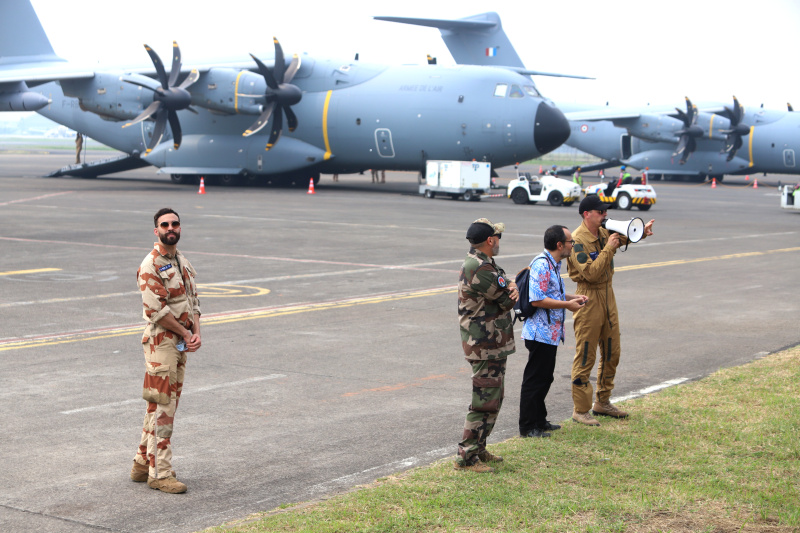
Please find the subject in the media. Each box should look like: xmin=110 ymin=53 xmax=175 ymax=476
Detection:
xmin=159 ymin=221 xmax=181 ymax=228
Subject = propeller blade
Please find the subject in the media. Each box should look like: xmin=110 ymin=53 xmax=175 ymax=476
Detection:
xmin=673 ymin=135 xmax=688 ymax=157
xmin=284 ymin=55 xmax=301 ymax=83
xmin=122 ymin=100 xmax=161 ymax=128
xmin=147 ymin=107 xmax=169 ymax=153
xmin=250 ymin=53 xmax=278 ymax=90
xmin=284 ymin=105 xmax=298 ymax=132
xmin=265 ymin=110 xmax=282 ymax=151
xmin=168 ymin=41 xmax=181 ymax=87
xmin=789 ymin=103 xmax=794 ymax=112
xmin=119 ymin=75 xmax=160 ymax=92
xmin=144 ymin=44 xmax=169 ymax=91
xmin=186 ymin=106 xmax=199 ymax=115
xmin=272 ymin=37 xmax=285 ymax=83
xmin=243 ymin=102 xmax=276 ymax=137
xmin=167 ymin=110 xmax=182 ymax=149
xmin=178 ymin=68 xmax=200 ymax=90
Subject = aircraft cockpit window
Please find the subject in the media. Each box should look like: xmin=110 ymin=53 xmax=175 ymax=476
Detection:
xmin=509 ymin=85 xmax=525 ymax=98
xmin=524 ymin=85 xmax=541 ymax=97
xmin=494 ymin=83 xmax=508 ymax=97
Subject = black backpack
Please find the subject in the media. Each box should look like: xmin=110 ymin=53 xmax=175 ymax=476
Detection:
xmin=512 ymin=256 xmax=550 ymax=324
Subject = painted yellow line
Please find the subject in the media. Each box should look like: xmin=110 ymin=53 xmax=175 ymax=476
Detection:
xmin=4 ymin=247 xmax=799 ymax=353
xmin=322 ymin=90 xmax=333 ymax=160
xmin=0 ymin=268 xmax=61 ymax=276
xmin=0 ymin=286 xmax=455 ymax=352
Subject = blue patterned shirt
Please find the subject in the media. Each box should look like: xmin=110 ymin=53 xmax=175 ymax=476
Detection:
xmin=521 ymin=250 xmax=565 ymax=345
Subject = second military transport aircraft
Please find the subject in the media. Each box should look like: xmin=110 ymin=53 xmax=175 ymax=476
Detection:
xmin=0 ymin=0 xmax=570 ymax=186
xmin=382 ymin=13 xmax=800 ymax=183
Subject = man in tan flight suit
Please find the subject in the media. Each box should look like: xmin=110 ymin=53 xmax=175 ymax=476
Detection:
xmin=567 ymin=195 xmax=654 ymax=426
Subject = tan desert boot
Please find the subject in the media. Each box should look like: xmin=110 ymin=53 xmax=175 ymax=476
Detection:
xmin=147 ymin=476 xmax=187 ymax=494
xmin=592 ymin=401 xmax=629 ymax=419
xmin=572 ymin=410 xmax=601 ymax=426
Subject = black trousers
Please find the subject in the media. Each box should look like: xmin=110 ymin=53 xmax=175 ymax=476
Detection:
xmin=519 ymin=339 xmax=558 ymax=433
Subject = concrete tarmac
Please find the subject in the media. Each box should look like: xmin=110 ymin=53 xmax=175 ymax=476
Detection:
xmin=1 ymin=154 xmax=798 ymax=532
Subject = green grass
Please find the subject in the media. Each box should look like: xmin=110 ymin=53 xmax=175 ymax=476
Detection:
xmin=205 ymin=347 xmax=800 ymax=532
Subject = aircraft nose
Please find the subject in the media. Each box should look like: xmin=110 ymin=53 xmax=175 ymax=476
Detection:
xmin=534 ymin=102 xmax=570 ymax=155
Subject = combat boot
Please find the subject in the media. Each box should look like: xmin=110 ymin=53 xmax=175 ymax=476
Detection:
xmin=572 ymin=410 xmax=601 ymax=426
xmin=453 ymin=459 xmax=495 ymax=473
xmin=477 ymin=450 xmax=504 ymax=463
xmin=147 ymin=476 xmax=187 ymax=494
xmin=592 ymin=401 xmax=629 ymax=419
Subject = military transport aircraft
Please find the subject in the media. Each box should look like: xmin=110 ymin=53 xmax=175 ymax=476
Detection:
xmin=380 ymin=13 xmax=800 ymax=183
xmin=0 ymin=0 xmax=571 ymax=186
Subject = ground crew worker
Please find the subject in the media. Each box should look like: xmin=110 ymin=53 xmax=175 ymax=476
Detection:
xmin=573 ymin=167 xmax=583 ymax=188
xmin=567 ymin=196 xmax=654 ymax=426
xmin=131 ymin=208 xmax=201 ymax=493
xmin=74 ymin=132 xmax=83 ymax=164
xmin=618 ymin=165 xmax=632 ymax=186
xmin=456 ymin=218 xmax=518 ymax=473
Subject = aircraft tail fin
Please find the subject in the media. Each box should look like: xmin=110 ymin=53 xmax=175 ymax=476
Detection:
xmin=374 ymin=12 xmax=526 ymax=69
xmin=0 ymin=0 xmax=65 ymax=65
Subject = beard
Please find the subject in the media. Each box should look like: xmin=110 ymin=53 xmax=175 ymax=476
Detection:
xmin=492 ymin=241 xmax=500 ymax=255
xmin=158 ymin=230 xmax=180 ymax=246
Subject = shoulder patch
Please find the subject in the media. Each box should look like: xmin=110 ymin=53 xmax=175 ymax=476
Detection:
xmin=576 ymin=252 xmax=589 ymax=264
xmin=574 ymin=243 xmax=584 ymax=252
xmin=158 ymin=264 xmax=173 ymax=272
xmin=497 ymin=275 xmax=507 ymax=288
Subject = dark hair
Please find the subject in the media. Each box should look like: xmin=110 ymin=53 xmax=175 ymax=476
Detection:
xmin=154 ymin=208 xmax=180 ymax=227
xmin=543 ymin=225 xmax=568 ymax=251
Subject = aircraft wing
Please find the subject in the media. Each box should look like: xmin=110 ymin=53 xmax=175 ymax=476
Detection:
xmin=564 ymin=102 xmax=727 ymax=122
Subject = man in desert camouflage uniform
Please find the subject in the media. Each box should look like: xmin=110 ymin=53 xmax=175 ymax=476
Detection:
xmin=130 ymin=208 xmax=201 ymax=494
xmin=456 ymin=218 xmax=518 ymax=473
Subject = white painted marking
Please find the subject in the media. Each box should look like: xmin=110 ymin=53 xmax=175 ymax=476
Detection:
xmin=60 ymin=374 xmax=286 ymax=414
xmin=0 ymin=191 xmax=74 ymax=206
xmin=614 ymin=377 xmax=690 ymax=403
xmin=295 ymin=446 xmax=453 ymax=501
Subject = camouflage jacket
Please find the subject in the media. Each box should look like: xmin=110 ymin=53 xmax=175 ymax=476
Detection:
xmin=458 ymin=248 xmax=516 ymax=361
xmin=137 ymin=242 xmax=201 ymax=347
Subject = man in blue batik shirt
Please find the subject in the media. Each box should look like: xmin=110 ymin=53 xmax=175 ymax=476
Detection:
xmin=519 ymin=225 xmax=589 ymax=438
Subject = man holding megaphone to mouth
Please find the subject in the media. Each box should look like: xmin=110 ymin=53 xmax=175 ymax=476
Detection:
xmin=567 ymin=195 xmax=654 ymax=427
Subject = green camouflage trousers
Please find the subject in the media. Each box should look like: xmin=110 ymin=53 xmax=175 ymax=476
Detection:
xmin=133 ymin=338 xmax=186 ymax=479
xmin=457 ymin=357 xmax=506 ymax=464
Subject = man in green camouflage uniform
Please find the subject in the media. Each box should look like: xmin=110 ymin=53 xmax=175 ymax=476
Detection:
xmin=130 ymin=208 xmax=201 ymax=494
xmin=456 ymin=218 xmax=519 ymax=473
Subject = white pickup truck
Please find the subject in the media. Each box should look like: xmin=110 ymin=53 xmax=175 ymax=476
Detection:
xmin=507 ymin=172 xmax=581 ymax=206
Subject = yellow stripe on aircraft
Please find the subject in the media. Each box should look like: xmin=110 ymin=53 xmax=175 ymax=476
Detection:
xmin=322 ymin=90 xmax=333 ymax=160
xmin=748 ymin=125 xmax=755 ymax=167
xmin=234 ymin=70 xmax=245 ymax=114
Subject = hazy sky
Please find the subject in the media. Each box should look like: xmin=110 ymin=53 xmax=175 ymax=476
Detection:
xmin=14 ymin=0 xmax=800 ymax=114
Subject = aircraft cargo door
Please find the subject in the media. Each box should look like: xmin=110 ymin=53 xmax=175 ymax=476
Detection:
xmin=620 ymin=134 xmax=632 ymax=159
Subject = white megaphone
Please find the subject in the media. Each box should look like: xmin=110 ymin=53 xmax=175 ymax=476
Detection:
xmin=602 ymin=217 xmax=644 ymax=248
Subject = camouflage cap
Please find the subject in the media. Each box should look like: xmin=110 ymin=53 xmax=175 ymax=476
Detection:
xmin=466 ymin=218 xmax=505 ymax=244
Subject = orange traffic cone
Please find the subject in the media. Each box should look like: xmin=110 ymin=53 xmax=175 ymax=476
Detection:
xmin=753 ymin=178 xmax=758 ymax=189
xmin=307 ymin=177 xmax=316 ymax=194
xmin=538 ymin=164 xmax=543 ymax=174
xmin=745 ymin=175 xmax=750 ymax=181
xmin=711 ymin=177 xmax=717 ymax=188
xmin=198 ymin=177 xmax=206 ymax=194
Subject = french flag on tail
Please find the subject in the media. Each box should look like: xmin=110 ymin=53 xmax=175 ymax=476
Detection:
xmin=485 ymin=47 xmax=498 ymax=57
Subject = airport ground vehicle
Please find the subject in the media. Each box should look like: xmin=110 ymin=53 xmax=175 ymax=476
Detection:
xmin=419 ymin=160 xmax=492 ymax=201
xmin=780 ymin=184 xmax=800 ymax=211
xmin=583 ymin=180 xmax=657 ymax=211
xmin=506 ymin=172 xmax=581 ymax=206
